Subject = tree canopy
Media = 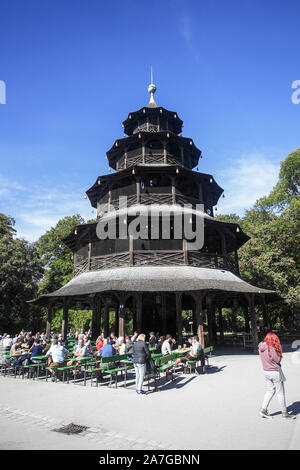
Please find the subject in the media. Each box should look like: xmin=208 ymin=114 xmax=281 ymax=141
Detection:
xmin=0 ymin=214 xmax=44 ymax=331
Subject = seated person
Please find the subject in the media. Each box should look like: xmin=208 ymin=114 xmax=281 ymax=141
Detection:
xmin=97 ymin=338 xmax=115 ymax=359
xmin=46 ymin=338 xmax=68 ymax=369
xmin=21 ymin=334 xmax=34 ymax=350
xmin=161 ymin=334 xmax=173 ymax=356
xmin=175 ymin=336 xmax=204 ymax=369
xmin=42 ymin=339 xmax=51 ymax=355
xmin=10 ymin=338 xmax=23 ymax=356
xmin=67 ymin=338 xmax=87 ymax=366
xmin=96 ymin=334 xmax=104 ymax=351
xmin=30 ymin=339 xmax=44 ymax=363
xmin=118 ymin=337 xmax=126 ymax=354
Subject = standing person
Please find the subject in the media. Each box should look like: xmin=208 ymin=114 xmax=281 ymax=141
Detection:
xmin=259 ymin=332 xmax=296 ymax=419
xmin=133 ymin=334 xmax=150 ymax=395
xmin=131 ymin=331 xmax=138 ymax=343
xmin=148 ymin=332 xmax=156 ymax=348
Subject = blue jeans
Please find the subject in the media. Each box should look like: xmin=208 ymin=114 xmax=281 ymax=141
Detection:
xmin=134 ymin=363 xmax=147 ymax=391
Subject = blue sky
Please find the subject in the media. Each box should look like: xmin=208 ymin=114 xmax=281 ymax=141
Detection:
xmin=0 ymin=0 xmax=299 ymax=241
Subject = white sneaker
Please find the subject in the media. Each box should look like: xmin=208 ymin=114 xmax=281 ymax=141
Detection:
xmin=259 ymin=409 xmax=273 ymax=419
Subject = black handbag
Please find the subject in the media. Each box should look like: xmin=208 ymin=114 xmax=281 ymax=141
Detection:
xmin=146 ymin=357 xmax=156 ymax=373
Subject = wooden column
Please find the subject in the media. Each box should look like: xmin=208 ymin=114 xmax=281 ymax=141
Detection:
xmin=218 ymin=305 xmax=224 ymax=344
xmin=248 ymin=294 xmax=258 ymax=351
xmin=207 ymin=295 xmax=216 ymax=346
xmin=108 ymin=186 xmax=112 ymax=211
xmin=61 ymin=298 xmax=69 ymax=340
xmin=195 ymin=292 xmax=205 ymax=348
xmin=135 ymin=293 xmax=143 ymax=333
xmin=129 ymin=234 xmax=134 ymax=266
xmin=88 ymin=239 xmax=91 ymax=271
xmin=244 ymin=305 xmax=250 ymax=333
xmin=163 ymin=143 xmax=167 ymax=164
xmin=119 ymin=308 xmax=125 ymax=338
xmin=91 ymin=296 xmax=101 ymax=341
xmin=118 ymin=294 xmax=126 ymax=338
xmin=104 ymin=302 xmax=109 ymax=337
xmin=46 ymin=303 xmax=53 ymax=339
xmin=171 ymin=177 xmax=176 ymax=204
xmin=175 ymin=292 xmax=183 ymax=346
xmin=114 ymin=301 xmax=119 ymax=337
xmin=136 ymin=179 xmax=141 ymax=204
xmin=183 ymin=239 xmax=188 ymax=265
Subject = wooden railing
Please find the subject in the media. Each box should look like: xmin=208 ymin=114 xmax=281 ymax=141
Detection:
xmin=73 ymin=250 xmax=239 ymax=277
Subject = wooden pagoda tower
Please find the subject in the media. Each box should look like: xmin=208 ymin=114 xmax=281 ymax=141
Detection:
xmin=32 ymin=78 xmax=279 ymax=349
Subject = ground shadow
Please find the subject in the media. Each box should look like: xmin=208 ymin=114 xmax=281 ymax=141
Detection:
xmin=288 ymin=401 xmax=300 ymax=416
xmin=205 ymin=365 xmax=226 ymax=374
xmin=269 ymin=401 xmax=300 ymax=417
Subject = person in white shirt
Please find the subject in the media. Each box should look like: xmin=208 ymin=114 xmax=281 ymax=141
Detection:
xmin=2 ymin=335 xmax=13 ymax=348
xmin=46 ymin=339 xmax=68 ymax=366
xmin=175 ymin=336 xmax=203 ymax=370
xmin=161 ymin=335 xmax=173 ymax=356
xmin=118 ymin=337 xmax=126 ymax=354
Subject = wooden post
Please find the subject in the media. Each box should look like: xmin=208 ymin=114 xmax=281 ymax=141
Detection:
xmin=218 ymin=305 xmax=224 ymax=344
xmin=171 ymin=177 xmax=176 ymax=204
xmin=135 ymin=293 xmax=142 ymax=333
xmin=119 ymin=308 xmax=125 ymax=338
xmin=104 ymin=302 xmax=109 ymax=337
xmin=248 ymin=294 xmax=258 ymax=351
xmin=244 ymin=305 xmax=250 ymax=333
xmin=46 ymin=304 xmax=53 ymax=339
xmin=195 ymin=293 xmax=205 ymax=348
xmin=88 ymin=240 xmax=91 ymax=271
xmin=61 ymin=298 xmax=69 ymax=340
xmin=163 ymin=143 xmax=167 ymax=164
xmin=118 ymin=294 xmax=126 ymax=338
xmin=183 ymin=239 xmax=188 ymax=265
xmin=129 ymin=234 xmax=134 ymax=266
xmin=206 ymin=295 xmax=215 ymax=346
xmin=115 ymin=301 xmax=119 ymax=337
xmin=175 ymin=292 xmax=183 ymax=346
xmin=91 ymin=296 xmax=101 ymax=341
xmin=136 ymin=179 xmax=141 ymax=204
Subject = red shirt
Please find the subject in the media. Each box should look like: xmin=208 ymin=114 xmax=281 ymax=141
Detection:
xmin=96 ymin=339 xmax=104 ymax=351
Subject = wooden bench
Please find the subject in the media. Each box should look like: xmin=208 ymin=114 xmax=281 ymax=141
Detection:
xmin=84 ymin=354 xmax=134 ymax=387
xmin=184 ymin=346 xmax=214 ymax=374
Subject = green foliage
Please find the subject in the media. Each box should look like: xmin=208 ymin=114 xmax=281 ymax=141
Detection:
xmin=50 ymin=309 xmax=92 ymax=333
xmin=0 ymin=215 xmax=44 ymax=331
xmin=35 ymin=215 xmax=84 ymax=294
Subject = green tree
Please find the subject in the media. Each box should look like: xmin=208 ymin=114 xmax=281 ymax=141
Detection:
xmin=0 ymin=215 xmax=44 ymax=332
xmin=35 ymin=215 xmax=84 ymax=294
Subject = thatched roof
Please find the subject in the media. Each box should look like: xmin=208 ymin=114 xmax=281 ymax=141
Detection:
xmin=30 ymin=266 xmax=279 ymax=305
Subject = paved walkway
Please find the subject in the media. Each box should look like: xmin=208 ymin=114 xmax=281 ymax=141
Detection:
xmin=0 ymin=348 xmax=299 ymax=450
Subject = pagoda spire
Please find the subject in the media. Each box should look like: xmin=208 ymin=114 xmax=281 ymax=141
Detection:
xmin=147 ymin=66 xmax=157 ymax=107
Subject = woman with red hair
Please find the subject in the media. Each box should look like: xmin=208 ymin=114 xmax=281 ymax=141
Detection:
xmin=258 ymin=332 xmax=295 ymax=419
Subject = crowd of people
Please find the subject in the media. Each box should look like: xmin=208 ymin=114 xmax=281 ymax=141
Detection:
xmin=0 ymin=329 xmax=204 ymax=393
